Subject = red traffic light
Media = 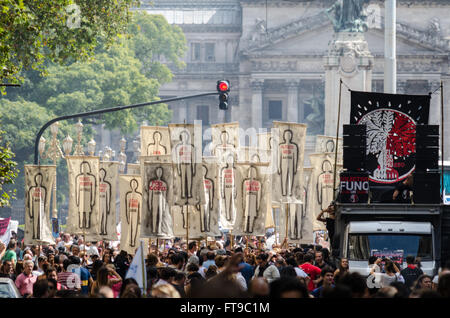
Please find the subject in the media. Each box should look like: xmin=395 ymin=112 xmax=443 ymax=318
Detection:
xmin=217 ymin=80 xmax=230 ymax=92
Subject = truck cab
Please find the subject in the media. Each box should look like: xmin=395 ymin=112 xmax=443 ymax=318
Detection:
xmin=334 ymin=203 xmax=443 ymax=276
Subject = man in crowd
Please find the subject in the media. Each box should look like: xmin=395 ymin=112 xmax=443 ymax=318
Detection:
xmin=15 ymin=260 xmax=37 ymax=297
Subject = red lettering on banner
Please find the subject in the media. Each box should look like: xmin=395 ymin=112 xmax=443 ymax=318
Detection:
xmin=129 ymin=199 xmax=139 ymax=208
xmin=149 ymin=180 xmax=167 ymax=191
xmin=100 ymin=183 xmax=107 ymax=192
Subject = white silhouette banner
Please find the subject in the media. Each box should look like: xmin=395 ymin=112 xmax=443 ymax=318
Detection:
xmin=171 ymin=205 xmax=204 ymax=239
xmin=308 ymin=153 xmax=341 ymax=231
xmin=233 ymin=162 xmax=270 ymax=237
xmin=24 ymin=165 xmax=56 ymax=245
xmin=272 ymin=122 xmax=307 ymax=203
xmin=168 ymin=124 xmax=205 ymax=206
xmin=210 ymin=122 xmax=240 ymax=157
xmin=315 ymin=135 xmax=343 ymax=165
xmin=98 ymin=161 xmax=119 ymax=241
xmin=66 ymin=156 xmax=100 ymax=236
xmin=141 ymin=126 xmax=171 ymax=156
xmin=141 ymin=161 xmax=174 ymax=239
xmin=278 ymin=167 xmax=314 ymax=243
xmin=119 ymin=175 xmax=143 ymax=255
xmin=192 ymin=158 xmax=221 ymax=237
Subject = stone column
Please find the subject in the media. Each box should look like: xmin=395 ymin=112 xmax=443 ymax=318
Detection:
xmin=397 ymin=80 xmax=407 ymax=94
xmin=286 ymin=79 xmax=300 ymax=123
xmin=323 ymin=32 xmax=374 ymax=136
xmin=442 ymin=75 xmax=450 ymax=161
xmin=251 ymin=79 xmax=264 ymax=129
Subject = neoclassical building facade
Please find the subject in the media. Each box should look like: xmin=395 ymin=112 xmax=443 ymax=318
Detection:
xmin=140 ymin=0 xmax=450 ymax=158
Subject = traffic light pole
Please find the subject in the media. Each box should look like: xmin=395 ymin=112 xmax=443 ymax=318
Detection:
xmin=33 ymin=91 xmax=219 ymax=165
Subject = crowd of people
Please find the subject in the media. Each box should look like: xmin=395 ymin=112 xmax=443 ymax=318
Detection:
xmin=1 ymin=230 xmax=450 ymax=299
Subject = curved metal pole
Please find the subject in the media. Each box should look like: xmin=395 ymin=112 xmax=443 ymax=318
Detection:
xmin=34 ymin=92 xmax=218 ymax=164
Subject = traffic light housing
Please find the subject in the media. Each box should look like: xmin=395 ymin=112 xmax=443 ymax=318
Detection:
xmin=217 ymin=80 xmax=230 ymax=110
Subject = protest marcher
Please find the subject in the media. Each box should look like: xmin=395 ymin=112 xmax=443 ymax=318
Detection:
xmin=300 ymin=253 xmax=322 ymax=291
xmin=1 ymin=240 xmax=17 ymax=267
xmin=15 ymin=260 xmax=37 ymax=297
xmin=370 ymin=258 xmax=405 ymax=288
xmin=0 ymin=260 xmax=16 ymax=281
xmin=253 ymin=253 xmax=280 ymax=283
xmin=311 ymin=267 xmax=335 ymax=298
xmin=413 ymin=274 xmax=433 ymax=291
xmin=334 ymin=258 xmax=349 ymax=282
xmin=401 ymin=255 xmax=423 ymax=292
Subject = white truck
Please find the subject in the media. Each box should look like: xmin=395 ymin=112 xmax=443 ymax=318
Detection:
xmin=334 ymin=203 xmax=449 ymax=276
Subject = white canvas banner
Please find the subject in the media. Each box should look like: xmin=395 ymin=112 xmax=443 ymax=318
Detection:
xmin=233 ymin=162 xmax=270 ymax=236
xmin=172 ymin=205 xmax=204 ymax=239
xmin=141 ymin=126 xmax=171 ymax=156
xmin=308 ymin=153 xmax=341 ymax=231
xmin=141 ymin=161 xmax=174 ymax=238
xmin=168 ymin=124 xmax=205 ymax=206
xmin=119 ymin=175 xmax=143 ymax=255
xmin=272 ymin=122 xmax=307 ymax=203
xmin=192 ymin=158 xmax=221 ymax=237
xmin=278 ymin=167 xmax=314 ymax=243
xmin=218 ymin=149 xmax=238 ymax=230
xmin=315 ymin=135 xmax=343 ymax=165
xmin=210 ymin=122 xmax=240 ymax=157
xmin=66 ymin=157 xmax=101 ymax=236
xmin=24 ymin=165 xmax=55 ymax=245
xmin=98 ymin=161 xmax=119 ymax=241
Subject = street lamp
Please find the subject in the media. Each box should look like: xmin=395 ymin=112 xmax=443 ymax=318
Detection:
xmin=87 ymin=139 xmax=96 ymax=156
xmin=73 ymin=120 xmax=84 ymax=156
xmin=38 ymin=122 xmax=65 ymax=220
xmin=118 ymin=137 xmax=127 ymax=173
xmin=133 ymin=137 xmax=140 ymax=163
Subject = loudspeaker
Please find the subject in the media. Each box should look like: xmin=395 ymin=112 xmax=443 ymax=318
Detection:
xmin=343 ymin=124 xmax=366 ymax=171
xmin=415 ymin=125 xmax=439 ymax=172
xmin=413 ymin=172 xmax=441 ymax=203
xmin=343 ymin=124 xmax=366 ymax=136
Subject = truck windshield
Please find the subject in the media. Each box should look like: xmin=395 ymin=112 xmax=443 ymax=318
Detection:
xmin=348 ymin=234 xmax=432 ymax=261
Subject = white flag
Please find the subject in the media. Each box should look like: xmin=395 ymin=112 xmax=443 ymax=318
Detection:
xmin=125 ymin=240 xmax=147 ymax=296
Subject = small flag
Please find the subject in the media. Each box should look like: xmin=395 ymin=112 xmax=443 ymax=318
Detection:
xmin=125 ymin=240 xmax=147 ymax=296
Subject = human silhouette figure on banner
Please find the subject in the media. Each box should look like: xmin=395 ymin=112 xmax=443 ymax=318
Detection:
xmin=147 ymin=131 xmax=167 ymax=156
xmin=99 ymin=168 xmax=111 ymax=235
xmin=317 ymin=160 xmax=334 ymax=210
xmin=278 ymin=129 xmax=299 ymax=197
xmin=221 ymin=154 xmax=237 ymax=222
xmin=28 ymin=173 xmax=46 ymax=240
xmin=147 ymin=167 xmax=168 ymax=234
xmin=75 ymin=161 xmax=96 ymax=229
xmin=197 ymin=165 xmax=214 ymax=233
xmin=214 ymin=131 xmax=235 ymax=156
xmin=242 ymin=166 xmax=262 ymax=234
xmin=126 ymin=179 xmax=142 ymax=247
xmin=174 ymin=130 xmax=195 ymax=200
xmin=326 ymin=140 xmax=335 ymax=152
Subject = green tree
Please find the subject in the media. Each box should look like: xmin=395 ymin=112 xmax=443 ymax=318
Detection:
xmin=0 ymin=0 xmax=139 ymax=87
xmin=127 ymin=12 xmax=186 ymax=84
xmin=0 ymin=131 xmax=19 ymax=207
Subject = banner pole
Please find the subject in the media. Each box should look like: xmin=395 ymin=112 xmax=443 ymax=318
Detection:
xmin=441 ymin=81 xmax=445 ymax=201
xmin=230 ymin=230 xmax=233 ymax=250
xmin=140 ymin=241 xmax=146 ymax=297
xmin=333 ymin=79 xmax=343 ymax=200
xmin=284 ymin=203 xmax=289 ymax=249
xmin=186 ymin=205 xmax=189 ymax=251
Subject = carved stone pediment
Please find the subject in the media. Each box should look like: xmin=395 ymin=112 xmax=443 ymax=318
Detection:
xmin=241 ymin=10 xmax=449 ymax=56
